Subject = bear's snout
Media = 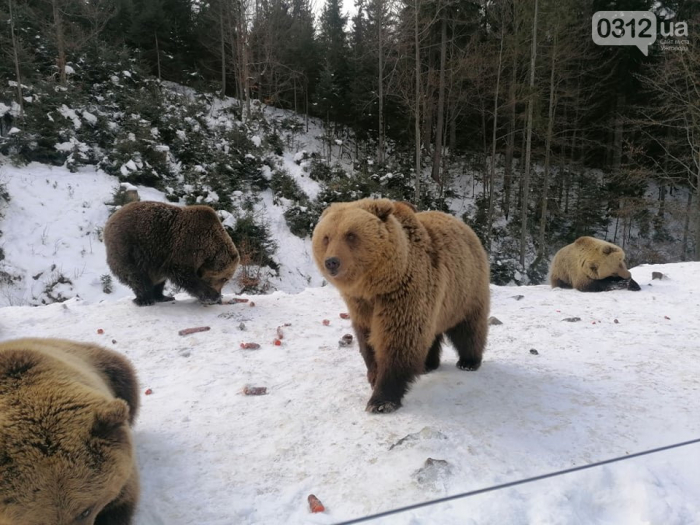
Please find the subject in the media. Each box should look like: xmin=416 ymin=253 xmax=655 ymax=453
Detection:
xmin=325 ymin=257 xmax=341 ymax=276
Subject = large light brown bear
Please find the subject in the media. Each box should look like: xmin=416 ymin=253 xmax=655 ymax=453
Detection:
xmin=0 ymin=338 xmax=139 ymax=525
xmin=312 ymin=199 xmax=490 ymax=413
xmin=549 ymin=236 xmax=641 ymax=292
xmin=104 ymin=201 xmax=239 ymax=306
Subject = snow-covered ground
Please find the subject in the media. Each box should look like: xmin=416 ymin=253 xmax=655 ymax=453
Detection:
xmin=1 ymin=262 xmax=698 ymax=524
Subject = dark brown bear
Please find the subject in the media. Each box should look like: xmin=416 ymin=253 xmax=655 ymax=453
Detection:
xmin=0 ymin=338 xmax=139 ymax=525
xmin=104 ymin=201 xmax=239 ymax=305
xmin=312 ymin=199 xmax=490 ymax=413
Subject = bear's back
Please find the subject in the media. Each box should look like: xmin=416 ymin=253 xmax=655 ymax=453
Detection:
xmin=0 ymin=339 xmax=115 ymax=412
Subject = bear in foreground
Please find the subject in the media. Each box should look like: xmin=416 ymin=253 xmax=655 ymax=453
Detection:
xmin=0 ymin=338 xmax=139 ymax=525
xmin=104 ymin=201 xmax=239 ymax=306
xmin=549 ymin=236 xmax=641 ymax=292
xmin=312 ymin=199 xmax=490 ymax=413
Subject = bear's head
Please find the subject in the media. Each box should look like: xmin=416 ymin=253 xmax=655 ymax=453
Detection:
xmin=0 ymin=355 xmax=135 ymax=525
xmin=198 ymin=243 xmax=240 ymax=301
xmin=312 ymin=199 xmax=410 ymax=294
xmin=578 ymin=237 xmax=632 ymax=281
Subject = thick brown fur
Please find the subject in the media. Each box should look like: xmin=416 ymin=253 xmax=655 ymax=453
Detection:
xmin=104 ymin=201 xmax=240 ymax=306
xmin=0 ymin=338 xmax=139 ymax=525
xmin=549 ymin=236 xmax=641 ymax=292
xmin=312 ymin=198 xmax=490 ymax=413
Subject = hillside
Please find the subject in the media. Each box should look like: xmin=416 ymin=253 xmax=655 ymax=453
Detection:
xmin=1 ymin=262 xmax=699 ymax=523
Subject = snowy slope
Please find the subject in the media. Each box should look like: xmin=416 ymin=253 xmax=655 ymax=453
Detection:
xmin=0 ymin=162 xmax=323 ymax=306
xmin=1 ymin=263 xmax=699 ymax=524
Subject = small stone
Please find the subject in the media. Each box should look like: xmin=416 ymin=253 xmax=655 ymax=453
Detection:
xmin=413 ymin=458 xmax=452 ymax=490
xmin=512 ymin=295 xmax=525 ymax=301
xmin=614 ymin=319 xmax=619 ymax=324
xmin=488 ymin=316 xmax=503 ymax=326
xmin=339 ymin=334 xmax=354 ymax=347
xmin=562 ymin=317 xmax=581 ymax=322
xmin=238 ymin=322 xmax=246 ymax=331
xmin=112 ymin=339 xmax=117 ymax=344
xmin=651 ymin=271 xmax=665 ymax=280
xmin=529 ymin=348 xmax=539 ymax=355
xmin=389 ymin=427 xmax=447 ymax=450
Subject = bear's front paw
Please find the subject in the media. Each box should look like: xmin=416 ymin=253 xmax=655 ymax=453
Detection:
xmin=133 ymin=297 xmax=155 ymax=306
xmin=457 ymin=358 xmax=481 ymax=371
xmin=366 ymin=398 xmax=401 ymax=414
xmin=627 ymin=278 xmax=641 ymax=291
xmin=198 ymin=293 xmax=222 ymax=305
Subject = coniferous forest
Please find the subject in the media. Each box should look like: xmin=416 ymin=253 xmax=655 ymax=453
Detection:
xmin=1 ymin=0 xmax=699 ymax=286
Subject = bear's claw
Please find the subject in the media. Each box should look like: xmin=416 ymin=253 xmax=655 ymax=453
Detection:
xmin=457 ymin=359 xmax=481 ymax=371
xmin=366 ymin=400 xmax=400 ymax=413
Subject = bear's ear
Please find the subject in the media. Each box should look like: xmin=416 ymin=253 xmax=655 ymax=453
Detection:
xmin=92 ymin=399 xmax=130 ymax=440
xmin=602 ymin=245 xmax=619 ymax=255
xmin=589 ymin=262 xmax=599 ymax=276
xmin=361 ymin=199 xmax=394 ymax=222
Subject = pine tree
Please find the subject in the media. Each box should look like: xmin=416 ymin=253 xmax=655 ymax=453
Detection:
xmin=316 ymin=0 xmax=350 ymax=124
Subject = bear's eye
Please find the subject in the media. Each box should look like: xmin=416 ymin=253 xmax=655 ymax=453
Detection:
xmin=77 ymin=507 xmax=93 ymax=520
xmin=345 ymin=232 xmax=357 ymax=243
xmin=322 ymin=235 xmax=330 ymax=246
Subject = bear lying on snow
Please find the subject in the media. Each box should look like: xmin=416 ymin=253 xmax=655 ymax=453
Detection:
xmin=313 ymin=199 xmax=490 ymax=413
xmin=550 ymin=236 xmax=641 ymax=292
xmin=104 ymin=201 xmax=239 ymax=306
xmin=0 ymin=338 xmax=139 ymax=525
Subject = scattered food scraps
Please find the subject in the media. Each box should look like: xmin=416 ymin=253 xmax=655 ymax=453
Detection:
xmin=322 ymin=319 xmax=330 ymax=326
xmin=339 ymin=313 xmax=350 ymax=319
xmin=274 ymin=339 xmax=282 ymax=346
xmin=97 ymin=328 xmax=104 ymax=334
xmin=145 ymin=388 xmax=153 ymax=395
xmin=240 ymin=342 xmax=261 ymax=350
xmin=308 ymin=494 xmax=325 ymax=513
xmin=228 ymin=297 xmax=249 ymax=304
xmin=249 ymin=301 xmax=256 ymax=307
xmin=243 ymin=386 xmax=267 ymax=396
xmin=276 ymin=326 xmax=284 ymax=339
xmin=178 ymin=326 xmax=211 ymax=336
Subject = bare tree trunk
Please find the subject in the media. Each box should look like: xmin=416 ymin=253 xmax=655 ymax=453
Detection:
xmin=52 ymin=0 xmax=67 ymax=84
xmin=414 ymin=0 xmax=421 ymax=202
xmin=431 ymin=15 xmax=447 ymax=184
xmin=681 ymin=190 xmax=692 ymax=261
xmin=220 ymin=2 xmax=226 ymax=97
xmin=695 ymin=173 xmax=700 ymax=261
xmin=503 ymin=50 xmax=517 ymax=219
xmin=537 ymin=34 xmax=557 ymax=261
xmin=9 ymin=0 xmax=24 ymax=118
xmin=154 ymin=32 xmax=161 ymax=80
xmin=519 ymin=0 xmax=538 ymax=269
xmin=487 ymin=30 xmax=505 ymax=252
xmin=377 ymin=0 xmax=385 ymax=164
xmin=612 ymin=92 xmax=624 ymax=171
